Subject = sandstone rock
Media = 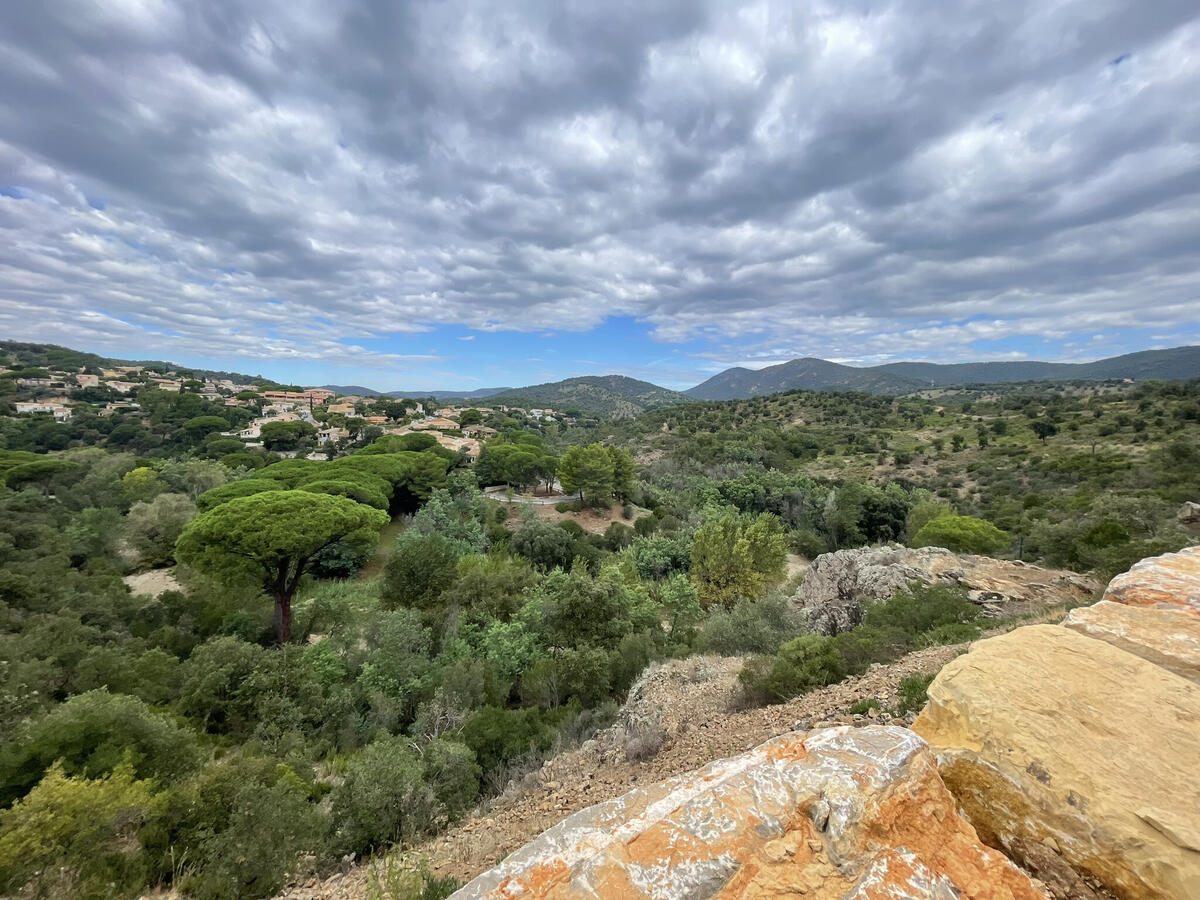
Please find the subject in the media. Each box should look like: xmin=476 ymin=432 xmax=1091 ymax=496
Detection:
xmin=1101 ymin=545 xmax=1200 ymax=615
xmin=913 ymin=624 xmax=1200 ymax=899
xmin=450 ymin=726 xmax=1045 ymax=899
xmin=1064 ymin=600 xmax=1200 ymax=685
xmin=792 ymin=545 xmax=1099 ymax=635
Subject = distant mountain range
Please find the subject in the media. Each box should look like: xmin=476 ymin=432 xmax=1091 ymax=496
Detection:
xmin=483 ymin=376 xmax=689 ymax=418
xmin=685 ymin=346 xmax=1200 ymax=400
xmin=9 ymin=340 xmax=1200 ymax=415
xmin=319 ymin=385 xmax=512 ymax=400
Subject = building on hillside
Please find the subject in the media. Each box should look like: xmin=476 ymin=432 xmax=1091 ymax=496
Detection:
xmin=261 ymin=390 xmax=307 ymax=403
xmin=237 ymin=424 xmax=262 ymax=440
xmin=364 ymin=415 xmax=388 ymax=424
xmin=435 ymin=407 xmax=458 ymax=418
xmin=317 ymin=426 xmax=349 ymax=446
xmin=149 ymin=378 xmax=181 ymax=392
xmin=411 ymin=416 xmax=458 ymax=431
xmin=431 ymin=433 xmax=480 ymax=459
xmin=102 ymin=381 xmax=139 ymax=394
xmin=74 ymin=374 xmax=100 ymax=388
xmin=327 ymin=402 xmax=356 ymax=416
xmin=98 ymin=401 xmax=140 ymax=416
xmin=463 ymin=424 xmax=497 ymax=437
xmin=16 ymin=377 xmax=68 ymax=389
xmin=15 ymin=401 xmax=71 ymax=420
xmin=302 ymin=388 xmax=335 ymax=402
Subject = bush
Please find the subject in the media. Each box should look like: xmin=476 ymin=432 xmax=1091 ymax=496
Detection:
xmin=509 ymin=520 xmax=577 ymax=571
xmin=382 ymin=532 xmax=462 ymax=611
xmin=862 ymin=583 xmax=981 ymax=640
xmin=910 ymin=515 xmax=1009 ymax=554
xmin=0 ymin=761 xmax=159 ymax=900
xmin=459 ymin=706 xmax=572 ymax=774
xmin=155 ymin=756 xmax=326 ymax=900
xmin=366 ymin=857 xmax=460 ymax=900
xmin=421 ymin=739 xmax=481 ymax=822
xmin=737 ymin=634 xmax=847 ymax=706
xmin=0 ymin=690 xmax=202 ymax=807
xmin=894 ymin=673 xmax=935 ymax=715
xmin=332 ymin=737 xmax=438 ymax=855
xmin=696 ymin=595 xmax=801 ymax=656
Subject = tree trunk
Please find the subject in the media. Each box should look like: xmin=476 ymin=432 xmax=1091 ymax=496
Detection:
xmin=274 ymin=590 xmax=293 ymax=644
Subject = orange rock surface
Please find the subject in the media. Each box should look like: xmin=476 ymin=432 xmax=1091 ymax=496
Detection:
xmin=1102 ymin=545 xmax=1200 ymax=615
xmin=449 ymin=726 xmax=1045 ymax=899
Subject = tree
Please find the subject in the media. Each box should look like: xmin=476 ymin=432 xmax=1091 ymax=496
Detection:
xmin=607 ymin=446 xmax=635 ymax=501
xmin=260 ymin=420 xmax=317 ymax=451
xmin=125 ymin=492 xmax=197 ymax=567
xmin=690 ymin=509 xmax=786 ymax=607
xmin=182 ymin=415 xmax=229 ymax=444
xmin=458 ymin=408 xmax=483 ymax=426
xmin=381 ymin=531 xmax=462 ymax=611
xmin=1031 ymin=419 xmax=1058 ymax=443
xmin=175 ymin=491 xmax=388 ymax=643
xmin=911 ymin=514 xmax=1009 ymax=554
xmin=557 ymin=444 xmax=614 ymax=506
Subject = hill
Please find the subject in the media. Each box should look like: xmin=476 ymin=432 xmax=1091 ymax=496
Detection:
xmin=484 ymin=375 xmax=689 ymax=418
xmin=398 ymin=386 xmax=512 ymax=402
xmin=686 ymin=346 xmax=1200 ymax=399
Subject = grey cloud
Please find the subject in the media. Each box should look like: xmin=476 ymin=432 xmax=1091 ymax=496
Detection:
xmin=0 ymin=0 xmax=1198 ymax=376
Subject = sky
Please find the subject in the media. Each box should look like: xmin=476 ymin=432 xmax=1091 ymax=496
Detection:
xmin=1 ymin=1 xmax=1199 ymax=391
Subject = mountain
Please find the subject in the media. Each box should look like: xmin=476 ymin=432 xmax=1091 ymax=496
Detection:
xmin=320 ymin=384 xmax=383 ymax=397
xmin=484 ymin=375 xmax=689 ymax=419
xmin=686 ymin=346 xmax=1200 ymax=400
xmin=395 ymin=386 xmax=512 ymax=402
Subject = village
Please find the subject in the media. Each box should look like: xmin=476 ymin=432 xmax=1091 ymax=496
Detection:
xmin=2 ymin=358 xmax=563 ymax=463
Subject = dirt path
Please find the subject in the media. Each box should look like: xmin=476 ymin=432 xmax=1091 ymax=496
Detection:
xmin=356 ymin=516 xmax=407 ymax=581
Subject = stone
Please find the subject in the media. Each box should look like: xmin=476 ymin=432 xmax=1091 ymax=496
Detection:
xmin=1101 ymin=545 xmax=1200 ymax=615
xmin=1178 ymin=501 xmax=1200 ymax=534
xmin=449 ymin=726 xmax=1045 ymax=899
xmin=1064 ymin=600 xmax=1200 ymax=685
xmin=913 ymin=624 xmax=1200 ymax=899
xmin=792 ymin=545 xmax=1099 ymax=635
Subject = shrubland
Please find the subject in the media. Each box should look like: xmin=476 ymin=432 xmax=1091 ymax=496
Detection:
xmin=0 ymin=375 xmax=1197 ymax=898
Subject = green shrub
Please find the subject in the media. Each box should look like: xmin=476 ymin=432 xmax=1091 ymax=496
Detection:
xmin=910 ymin=515 xmax=1009 ymax=554
xmin=737 ymin=634 xmax=846 ymax=706
xmin=847 ymin=698 xmax=881 ymax=716
xmin=366 ymin=856 xmax=460 ymax=900
xmin=0 ymin=761 xmax=160 ymax=900
xmin=862 ymin=584 xmax=981 ymax=641
xmin=918 ymin=622 xmax=982 ymax=646
xmin=894 ymin=673 xmax=935 ymax=715
xmin=331 ymin=737 xmax=438 ymax=855
xmin=421 ymin=739 xmax=481 ymax=822
xmin=459 ymin=706 xmax=572 ymax=774
xmin=0 ymin=690 xmax=202 ymax=807
xmin=696 ymin=595 xmax=801 ymax=656
xmin=154 ymin=756 xmax=326 ymax=900
xmin=382 ymin=532 xmax=462 ymax=611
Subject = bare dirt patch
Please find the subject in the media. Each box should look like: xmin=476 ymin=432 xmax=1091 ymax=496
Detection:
xmin=502 ymin=500 xmax=649 ymax=536
xmin=122 ymin=569 xmax=182 ymax=597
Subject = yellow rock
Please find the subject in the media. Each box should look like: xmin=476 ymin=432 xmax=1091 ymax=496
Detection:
xmin=1102 ymin=545 xmax=1200 ymax=615
xmin=914 ymin=624 xmax=1200 ymax=899
xmin=1064 ymin=600 xmax=1200 ymax=685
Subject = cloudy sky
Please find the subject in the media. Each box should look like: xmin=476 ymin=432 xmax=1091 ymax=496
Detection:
xmin=2 ymin=1 xmax=1199 ymax=390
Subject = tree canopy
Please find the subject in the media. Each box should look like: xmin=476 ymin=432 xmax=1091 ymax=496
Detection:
xmin=176 ymin=490 xmax=388 ymax=642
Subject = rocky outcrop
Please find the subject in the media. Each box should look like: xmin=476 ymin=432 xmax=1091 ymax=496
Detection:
xmin=1177 ymin=501 xmax=1200 ymax=534
xmin=450 ymin=726 xmax=1045 ymax=899
xmin=1064 ymin=600 xmax=1200 ymax=685
xmin=1101 ymin=545 xmax=1200 ymax=615
xmin=914 ymin=547 xmax=1200 ymax=900
xmin=791 ymin=545 xmax=1098 ymax=635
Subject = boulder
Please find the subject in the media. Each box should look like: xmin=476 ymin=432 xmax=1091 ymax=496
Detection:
xmin=792 ymin=545 xmax=1098 ymax=635
xmin=913 ymin=624 xmax=1200 ymax=899
xmin=1101 ymin=545 xmax=1200 ymax=615
xmin=1177 ymin=501 xmax=1200 ymax=534
xmin=450 ymin=726 xmax=1045 ymax=899
xmin=1064 ymin=600 xmax=1200 ymax=685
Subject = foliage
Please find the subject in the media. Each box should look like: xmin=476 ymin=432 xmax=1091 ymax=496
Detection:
xmin=176 ymin=490 xmax=388 ymax=642
xmin=689 ymin=508 xmax=786 ymax=607
xmin=0 ymin=761 xmax=160 ymax=900
xmin=557 ymin=444 xmax=615 ymax=506
xmin=910 ymin=514 xmax=1010 ymax=554
xmin=125 ymin=492 xmax=196 ymax=566
xmin=331 ymin=736 xmax=438 ymax=855
xmin=382 ymin=532 xmax=462 ymax=612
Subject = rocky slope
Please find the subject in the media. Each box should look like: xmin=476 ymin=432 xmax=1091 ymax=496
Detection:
xmin=790 ymin=545 xmax=1099 ymax=634
xmin=914 ymin=545 xmax=1200 ymax=899
xmin=452 ymin=727 xmax=1044 ymax=899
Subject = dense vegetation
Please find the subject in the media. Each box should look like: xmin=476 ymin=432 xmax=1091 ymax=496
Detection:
xmin=1 ymin=347 xmax=1197 ymax=899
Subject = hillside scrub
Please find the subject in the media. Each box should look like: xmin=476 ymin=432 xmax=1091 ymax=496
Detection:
xmin=1 ymin=367 xmax=1197 ymax=898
